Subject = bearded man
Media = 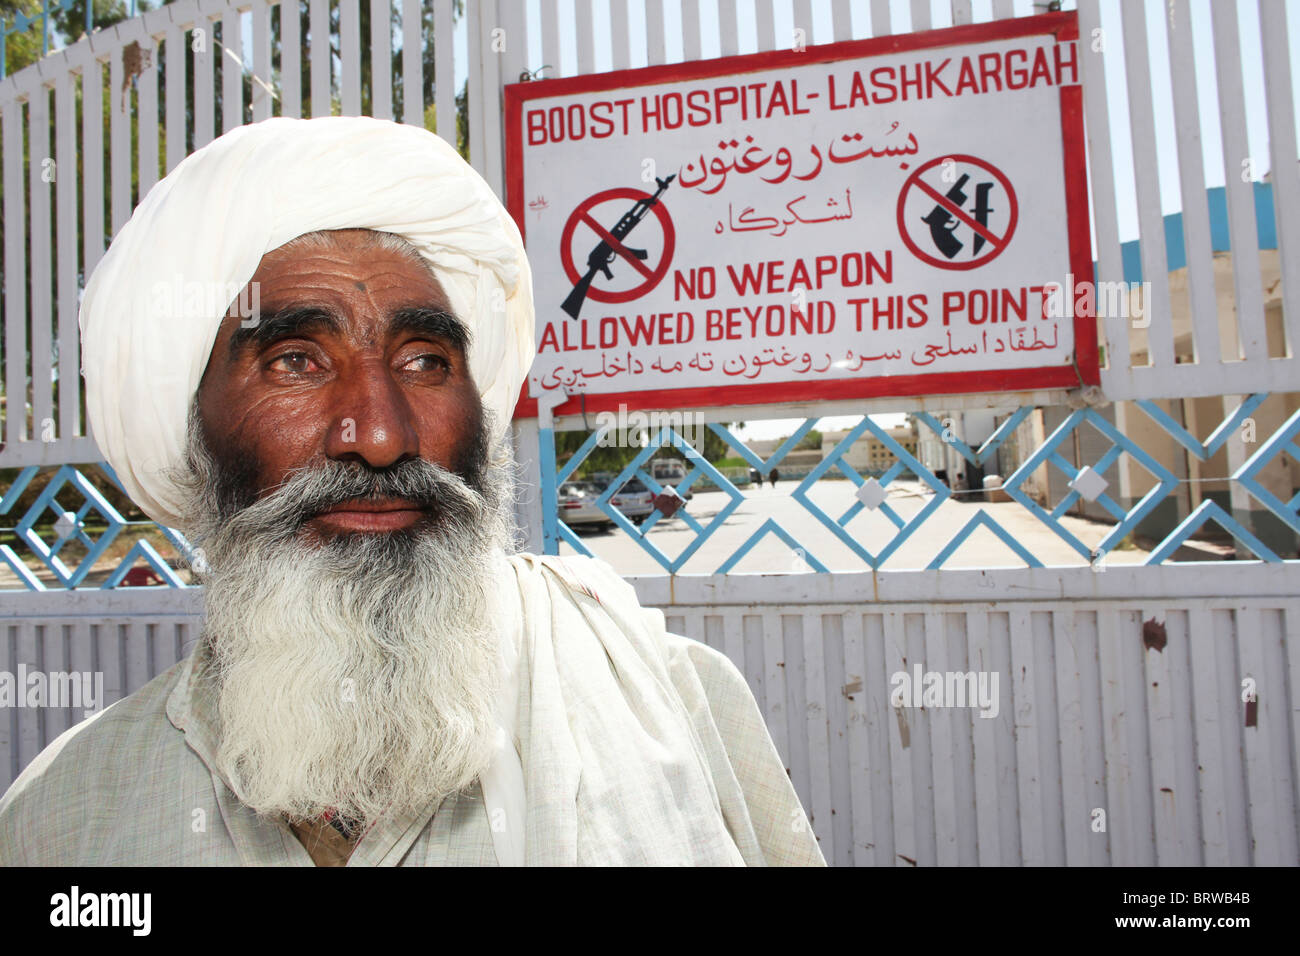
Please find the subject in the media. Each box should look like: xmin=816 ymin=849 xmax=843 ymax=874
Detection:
xmin=0 ymin=117 xmax=823 ymax=867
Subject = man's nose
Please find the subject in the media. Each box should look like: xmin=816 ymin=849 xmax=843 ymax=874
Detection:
xmin=323 ymin=359 xmax=420 ymax=468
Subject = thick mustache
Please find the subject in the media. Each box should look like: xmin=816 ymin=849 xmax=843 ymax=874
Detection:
xmin=296 ymin=465 xmax=462 ymax=518
xmin=223 ymin=458 xmax=483 ymax=543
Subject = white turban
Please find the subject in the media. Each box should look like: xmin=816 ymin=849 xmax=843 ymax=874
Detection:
xmin=79 ymin=116 xmax=534 ymax=528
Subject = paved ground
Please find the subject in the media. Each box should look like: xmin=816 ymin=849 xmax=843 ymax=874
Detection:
xmin=559 ymin=477 xmax=1168 ymax=574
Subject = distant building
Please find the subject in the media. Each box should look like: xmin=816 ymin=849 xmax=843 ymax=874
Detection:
xmin=818 ymin=425 xmax=919 ymax=475
xmin=743 ymin=423 xmax=921 ymax=479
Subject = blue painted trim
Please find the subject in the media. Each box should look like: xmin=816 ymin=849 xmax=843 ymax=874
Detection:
xmin=1146 ymin=500 xmax=1280 ymax=564
xmin=1135 ymin=394 xmax=1268 ymax=460
xmin=101 ymin=539 xmax=188 ymax=589
xmin=716 ymin=518 xmax=829 ymax=574
xmin=1107 ymin=183 xmax=1280 ymax=285
xmin=1233 ymin=407 xmax=1300 ymax=534
xmin=539 ymin=426 xmax=560 ymax=554
xmin=926 ymin=511 xmax=1044 ymax=569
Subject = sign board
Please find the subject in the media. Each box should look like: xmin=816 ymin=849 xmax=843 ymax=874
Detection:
xmin=506 ymin=11 xmax=1096 ymax=419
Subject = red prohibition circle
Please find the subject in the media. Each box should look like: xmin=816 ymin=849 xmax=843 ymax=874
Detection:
xmin=559 ymin=187 xmax=676 ymax=304
xmin=896 ymin=154 xmax=1019 ymax=271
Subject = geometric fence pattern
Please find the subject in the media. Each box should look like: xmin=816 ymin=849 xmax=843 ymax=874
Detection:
xmin=3 ymin=394 xmax=1298 ymax=588
xmin=543 ymin=394 xmax=1300 ymax=574
xmin=0 ymin=463 xmax=194 ymax=591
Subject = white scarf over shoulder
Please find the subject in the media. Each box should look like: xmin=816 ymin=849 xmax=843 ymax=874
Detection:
xmin=484 ymin=554 xmax=786 ymax=866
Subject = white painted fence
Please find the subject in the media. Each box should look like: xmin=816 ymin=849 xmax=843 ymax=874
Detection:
xmin=4 ymin=562 xmax=1297 ymax=865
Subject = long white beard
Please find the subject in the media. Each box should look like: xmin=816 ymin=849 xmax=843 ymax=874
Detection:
xmin=177 ymin=418 xmax=515 ymax=827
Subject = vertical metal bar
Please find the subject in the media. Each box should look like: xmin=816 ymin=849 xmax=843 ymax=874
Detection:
xmin=370 ymin=0 xmax=393 ymax=120
xmin=309 ymin=0 xmax=330 ymax=117
xmin=435 ymin=0 xmax=455 ymax=140
xmin=1258 ymin=0 xmax=1300 ymax=359
xmin=281 ymin=0 xmax=302 ymax=119
xmin=165 ymin=26 xmax=188 ymax=171
xmin=3 ymin=103 xmax=28 ymax=449
xmin=843 ymin=611 xmax=874 ymax=866
xmin=339 ymin=0 xmax=361 ymax=115
xmin=1165 ymin=0 xmax=1222 ymax=366
xmin=500 ymin=0 xmax=528 ymax=118
xmin=251 ymin=0 xmax=273 ymax=122
xmin=109 ymin=46 xmax=130 ymax=232
xmin=1210 ymin=0 xmax=1267 ymax=362
xmin=400 ymin=0 xmax=420 ymax=124
xmin=761 ymin=608 xmax=790 ymax=774
xmin=574 ymin=0 xmax=594 ymax=74
xmin=609 ymin=0 xmax=630 ymax=70
xmin=754 ymin=0 xmax=776 ymax=52
xmin=55 ymin=73 xmax=79 ymax=442
xmin=644 ymin=0 xmax=665 ymax=65
xmin=15 ymin=624 xmax=40 ymax=770
xmin=221 ymin=7 xmax=242 ymax=131
xmin=802 ymin=612 xmax=833 ymax=860
xmin=794 ymin=0 xmax=813 ymax=44
xmin=29 ymin=85 xmax=53 ymax=445
xmin=193 ymin=16 xmax=215 ymax=147
xmin=541 ymin=0 xmax=561 ymax=75
xmin=681 ymin=0 xmax=701 ymax=63
xmin=1077 ymin=0 xmax=1130 ymax=396
xmin=479 ymin=0 xmax=504 ymax=199
xmin=718 ymin=0 xmax=738 ymax=57
xmin=1008 ymin=607 xmax=1045 ymax=864
xmin=869 ymin=0 xmax=890 ymax=37
xmin=82 ymin=53 xmax=105 ymax=275
xmin=830 ymin=0 xmax=852 ymax=40
xmin=137 ymin=38 xmax=159 ymax=195
xmin=924 ymin=609 xmax=960 ymax=865
xmin=467 ymin=0 xmax=484 ymax=170
xmin=1119 ymin=1 xmax=1176 ymax=371
xmin=885 ymin=610 xmax=918 ymax=866
xmin=910 ymin=0 xmax=931 ymax=31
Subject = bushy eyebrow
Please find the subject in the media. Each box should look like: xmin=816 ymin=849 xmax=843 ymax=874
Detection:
xmin=389 ymin=306 xmax=471 ymax=352
xmin=227 ymin=304 xmax=470 ymax=358
xmin=228 ymin=306 xmax=341 ymax=358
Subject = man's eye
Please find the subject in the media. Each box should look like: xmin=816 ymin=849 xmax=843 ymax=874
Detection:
xmin=406 ymin=354 xmax=450 ymax=373
xmin=269 ymin=352 xmax=317 ymax=373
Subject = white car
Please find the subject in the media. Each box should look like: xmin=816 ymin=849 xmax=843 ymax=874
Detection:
xmin=557 ymin=482 xmax=612 ymax=528
xmin=609 ymin=478 xmax=655 ymax=519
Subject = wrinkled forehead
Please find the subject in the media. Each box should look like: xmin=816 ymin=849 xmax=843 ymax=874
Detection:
xmin=244 ymin=228 xmax=446 ymax=306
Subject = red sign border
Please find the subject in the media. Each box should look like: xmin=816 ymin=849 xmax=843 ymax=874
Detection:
xmin=506 ymin=10 xmax=1096 ymax=421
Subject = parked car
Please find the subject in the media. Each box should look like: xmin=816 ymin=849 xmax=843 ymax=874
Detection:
xmin=609 ymin=478 xmax=655 ymax=519
xmin=557 ymin=482 xmax=612 ymax=529
xmin=650 ymin=459 xmax=693 ymax=500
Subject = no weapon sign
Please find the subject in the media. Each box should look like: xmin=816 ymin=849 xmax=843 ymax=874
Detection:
xmin=897 ymin=154 xmax=1019 ymax=271
xmin=559 ymin=186 xmax=676 ymax=311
